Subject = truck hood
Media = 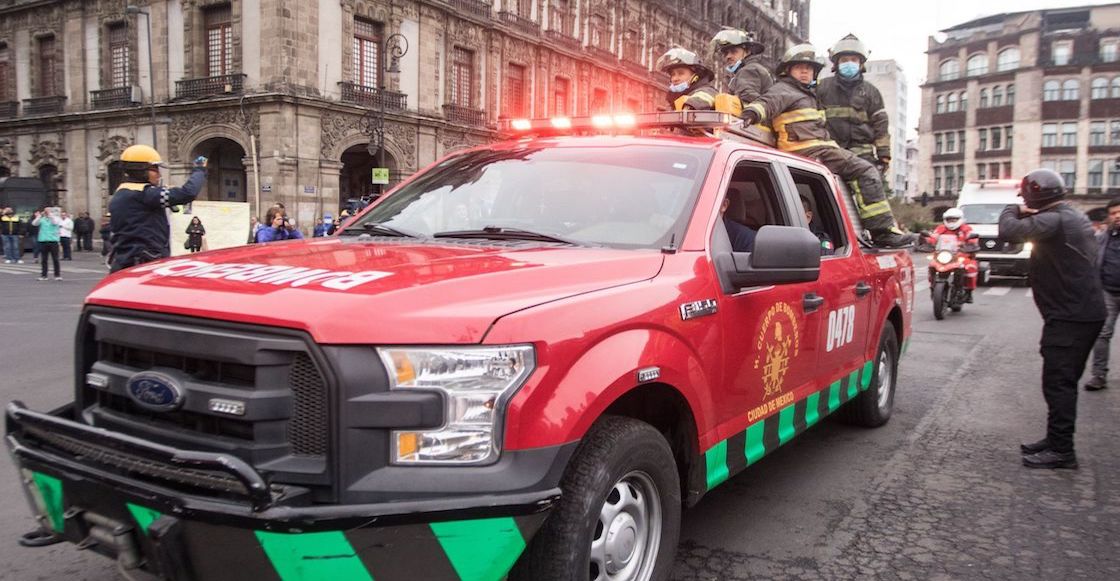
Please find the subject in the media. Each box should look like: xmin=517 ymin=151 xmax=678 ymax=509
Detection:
xmin=86 ymin=239 xmax=664 ymax=344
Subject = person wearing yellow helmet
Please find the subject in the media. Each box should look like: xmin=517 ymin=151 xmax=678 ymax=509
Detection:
xmin=741 ymin=44 xmax=917 ymax=249
xmin=107 ymin=144 xmax=208 ymax=272
xmin=655 ymin=47 xmax=718 ymax=111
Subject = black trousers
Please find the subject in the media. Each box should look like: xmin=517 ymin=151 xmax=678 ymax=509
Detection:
xmin=39 ymin=242 xmax=59 ymax=277
xmin=78 ymin=232 xmax=93 ymax=251
xmin=60 ymin=237 xmax=71 ymax=259
xmin=1039 ymin=319 xmax=1104 ymax=452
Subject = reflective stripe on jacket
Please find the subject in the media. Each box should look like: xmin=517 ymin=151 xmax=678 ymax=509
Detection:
xmin=817 ymin=76 xmax=890 ymax=156
xmin=744 ymin=78 xmax=837 ymax=152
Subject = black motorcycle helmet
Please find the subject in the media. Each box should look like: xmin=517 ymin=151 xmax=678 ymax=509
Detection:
xmin=1020 ymin=168 xmax=1066 ymax=209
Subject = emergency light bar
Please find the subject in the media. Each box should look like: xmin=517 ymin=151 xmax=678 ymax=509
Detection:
xmin=500 ymin=110 xmax=738 ymax=135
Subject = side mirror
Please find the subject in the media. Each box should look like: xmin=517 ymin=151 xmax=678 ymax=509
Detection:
xmin=722 ymin=225 xmax=821 ymax=289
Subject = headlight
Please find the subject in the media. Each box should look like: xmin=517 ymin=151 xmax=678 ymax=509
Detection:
xmin=935 ymin=250 xmax=955 ymax=264
xmin=1023 ymin=242 xmax=1034 ymax=253
xmin=378 ymin=345 xmax=535 ymax=465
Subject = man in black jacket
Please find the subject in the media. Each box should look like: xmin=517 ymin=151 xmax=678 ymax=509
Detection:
xmin=73 ymin=211 xmax=95 ymax=252
xmin=999 ymin=169 xmax=1106 ymax=469
xmin=1085 ymin=198 xmax=1120 ymax=391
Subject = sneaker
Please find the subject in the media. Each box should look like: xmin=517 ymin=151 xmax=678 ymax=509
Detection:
xmin=3 ymin=259 xmax=10 ymax=264
xmin=1020 ymin=438 xmax=1050 ymax=454
xmin=870 ymin=228 xmax=919 ymax=249
xmin=1022 ymin=449 xmax=1078 ymax=470
xmin=37 ymin=276 xmax=48 ymax=281
xmin=1085 ymin=378 xmax=1108 ymax=391
xmin=17 ymin=259 xmax=24 ymax=264
xmin=53 ymin=276 xmax=62 ymax=281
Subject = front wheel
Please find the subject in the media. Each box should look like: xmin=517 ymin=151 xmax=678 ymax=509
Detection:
xmin=839 ymin=320 xmax=899 ymax=427
xmin=932 ymin=280 xmax=948 ymax=320
xmin=511 ymin=416 xmax=682 ymax=581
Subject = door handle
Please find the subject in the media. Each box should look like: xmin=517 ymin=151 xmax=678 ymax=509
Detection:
xmin=855 ymin=282 xmax=872 ymax=298
xmin=803 ymin=293 xmax=825 ymax=313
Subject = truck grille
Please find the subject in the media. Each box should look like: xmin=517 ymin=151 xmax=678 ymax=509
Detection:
xmin=978 ymin=237 xmax=1024 ymax=254
xmin=80 ymin=309 xmax=333 ymax=484
xmin=288 ymin=353 xmax=328 ymax=456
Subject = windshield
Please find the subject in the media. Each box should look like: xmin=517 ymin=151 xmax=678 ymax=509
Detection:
xmin=347 ymin=144 xmax=714 ymax=249
xmin=935 ymin=234 xmax=960 ymax=252
xmin=959 ymin=204 xmax=1007 ymax=225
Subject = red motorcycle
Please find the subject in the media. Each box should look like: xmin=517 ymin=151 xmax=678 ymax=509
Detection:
xmin=926 ymin=233 xmax=980 ymax=320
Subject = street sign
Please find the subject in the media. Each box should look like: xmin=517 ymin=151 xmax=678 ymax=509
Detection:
xmin=372 ymin=168 xmax=390 ymax=185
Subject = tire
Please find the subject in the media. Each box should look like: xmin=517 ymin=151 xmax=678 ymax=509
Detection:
xmin=510 ymin=416 xmax=681 ymax=581
xmin=932 ymin=280 xmax=947 ymax=320
xmin=839 ymin=321 xmax=899 ymax=427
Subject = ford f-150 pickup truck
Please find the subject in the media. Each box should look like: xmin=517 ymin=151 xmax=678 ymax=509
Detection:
xmin=6 ymin=111 xmax=913 ymax=581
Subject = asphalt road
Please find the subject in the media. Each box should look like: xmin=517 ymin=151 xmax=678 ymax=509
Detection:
xmin=0 ymin=254 xmax=1117 ymax=580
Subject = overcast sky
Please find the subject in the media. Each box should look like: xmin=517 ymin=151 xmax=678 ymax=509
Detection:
xmin=808 ymin=0 xmax=1120 ymax=139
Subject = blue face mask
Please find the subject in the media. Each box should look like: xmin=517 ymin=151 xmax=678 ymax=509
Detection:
xmin=726 ymin=60 xmax=743 ymax=74
xmin=838 ymin=62 xmax=861 ymax=79
xmin=669 ymin=81 xmax=690 ymax=93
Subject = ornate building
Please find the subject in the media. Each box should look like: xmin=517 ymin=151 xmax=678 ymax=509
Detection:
xmin=0 ymin=0 xmax=809 ymax=225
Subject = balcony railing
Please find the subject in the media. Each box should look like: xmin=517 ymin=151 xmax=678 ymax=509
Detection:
xmin=443 ymin=103 xmax=487 ymax=127
xmin=545 ymin=29 xmax=581 ymax=50
xmin=498 ymin=11 xmax=540 ymax=37
xmin=585 ymin=45 xmax=618 ymax=62
xmin=22 ymin=96 xmax=66 ymax=115
xmin=0 ymin=101 xmax=17 ymax=119
xmin=174 ymin=73 xmax=246 ymax=100
xmin=449 ymin=0 xmax=492 ymax=21
xmin=339 ymin=82 xmax=408 ymax=110
xmin=90 ymin=86 xmax=139 ymax=110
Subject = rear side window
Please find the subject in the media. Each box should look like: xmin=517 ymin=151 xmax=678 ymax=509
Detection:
xmin=789 ymin=168 xmax=849 ymax=255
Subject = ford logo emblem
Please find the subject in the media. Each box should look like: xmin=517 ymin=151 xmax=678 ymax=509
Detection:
xmin=126 ymin=372 xmax=185 ymax=412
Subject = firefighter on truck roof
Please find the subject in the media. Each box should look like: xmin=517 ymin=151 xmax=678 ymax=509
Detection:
xmin=656 ymin=47 xmax=719 ymax=111
xmin=818 ymin=33 xmax=893 ymax=174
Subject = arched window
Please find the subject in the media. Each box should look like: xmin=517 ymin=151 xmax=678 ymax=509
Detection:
xmin=1006 ymin=84 xmax=1015 ymax=106
xmin=1043 ymin=80 xmax=1061 ymax=101
xmin=996 ymin=47 xmax=1020 ymax=72
xmin=979 ymin=88 xmax=989 ymax=108
xmin=939 ymin=59 xmax=960 ymax=81
xmin=992 ymin=85 xmax=1004 ymax=107
xmin=1092 ymin=77 xmax=1109 ymax=99
xmin=947 ymin=92 xmax=958 ymax=112
xmin=1112 ymin=77 xmax=1120 ymax=98
xmin=936 ymin=94 xmax=946 ymax=113
xmin=1062 ymin=79 xmax=1080 ymax=100
xmin=966 ymin=54 xmax=988 ymax=76
xmin=959 ymin=91 xmax=968 ymax=111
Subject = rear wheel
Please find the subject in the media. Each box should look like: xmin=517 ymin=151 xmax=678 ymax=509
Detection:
xmin=511 ymin=416 xmax=681 ymax=581
xmin=932 ymin=280 xmax=948 ymax=320
xmin=839 ymin=321 xmax=899 ymax=427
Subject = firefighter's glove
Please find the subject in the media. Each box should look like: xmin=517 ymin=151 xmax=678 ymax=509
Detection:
xmin=741 ymin=109 xmax=760 ymax=127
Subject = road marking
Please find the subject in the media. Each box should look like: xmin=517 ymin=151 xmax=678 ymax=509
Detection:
xmin=1025 ymin=289 xmax=1033 ymax=299
xmin=915 ymin=281 xmax=929 ymax=293
xmin=983 ymin=287 xmax=1011 ymax=296
xmin=0 ymin=264 xmax=105 ymax=274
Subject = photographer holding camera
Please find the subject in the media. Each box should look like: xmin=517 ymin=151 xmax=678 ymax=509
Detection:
xmin=108 ymin=144 xmax=207 ymax=273
xmin=255 ymin=206 xmax=304 ymax=242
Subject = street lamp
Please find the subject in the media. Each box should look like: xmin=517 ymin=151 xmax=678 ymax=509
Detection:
xmin=361 ymin=32 xmax=408 ymax=200
xmin=125 ymin=5 xmax=157 ymax=149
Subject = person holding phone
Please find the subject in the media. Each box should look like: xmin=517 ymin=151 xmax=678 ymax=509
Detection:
xmin=31 ymin=207 xmax=62 ymax=281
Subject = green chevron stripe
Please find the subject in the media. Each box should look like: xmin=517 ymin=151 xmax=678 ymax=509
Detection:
xmin=703 ymin=360 xmax=873 ymax=491
xmin=704 ymin=439 xmax=730 ymax=489
xmin=30 ymin=471 xmax=64 ymax=532
xmin=430 ymin=517 xmax=527 ymax=581
xmin=126 ymin=503 xmax=163 ymax=535
xmin=256 ymin=530 xmax=374 ymax=581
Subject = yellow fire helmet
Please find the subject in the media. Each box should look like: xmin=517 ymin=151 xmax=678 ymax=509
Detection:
xmin=120 ymin=144 xmax=165 ymax=167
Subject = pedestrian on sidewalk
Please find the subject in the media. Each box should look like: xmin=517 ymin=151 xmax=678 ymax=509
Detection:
xmin=74 ymin=211 xmax=95 ymax=251
xmin=1085 ymin=198 xmax=1120 ymax=391
xmin=999 ymin=169 xmax=1105 ymax=470
xmin=58 ymin=210 xmax=74 ymax=260
xmin=99 ymin=214 xmax=112 ymax=269
xmin=27 ymin=217 xmax=39 ymax=260
xmin=185 ymin=216 xmax=206 ymax=253
xmin=32 ymin=208 xmax=62 ymax=281
xmin=1 ymin=207 xmax=25 ymax=264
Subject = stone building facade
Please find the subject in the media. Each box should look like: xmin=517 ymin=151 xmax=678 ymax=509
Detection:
xmin=0 ymin=0 xmax=810 ymax=227
xmin=918 ymin=3 xmax=1120 ymax=211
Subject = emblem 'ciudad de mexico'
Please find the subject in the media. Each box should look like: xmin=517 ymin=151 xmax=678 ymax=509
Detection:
xmin=754 ymin=301 xmax=801 ymax=399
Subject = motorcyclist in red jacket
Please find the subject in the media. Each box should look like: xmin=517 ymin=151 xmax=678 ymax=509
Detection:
xmin=927 ymin=207 xmax=979 ymax=302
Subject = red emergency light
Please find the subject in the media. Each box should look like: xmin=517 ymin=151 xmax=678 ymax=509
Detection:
xmin=500 ymin=110 xmax=738 ymax=136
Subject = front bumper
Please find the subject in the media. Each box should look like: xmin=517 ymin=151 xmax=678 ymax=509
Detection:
xmin=976 ymin=252 xmax=1029 ymax=277
xmin=6 ymin=402 xmax=558 ymax=580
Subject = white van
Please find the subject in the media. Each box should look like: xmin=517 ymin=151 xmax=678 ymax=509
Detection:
xmin=956 ymin=180 xmax=1030 ymax=278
